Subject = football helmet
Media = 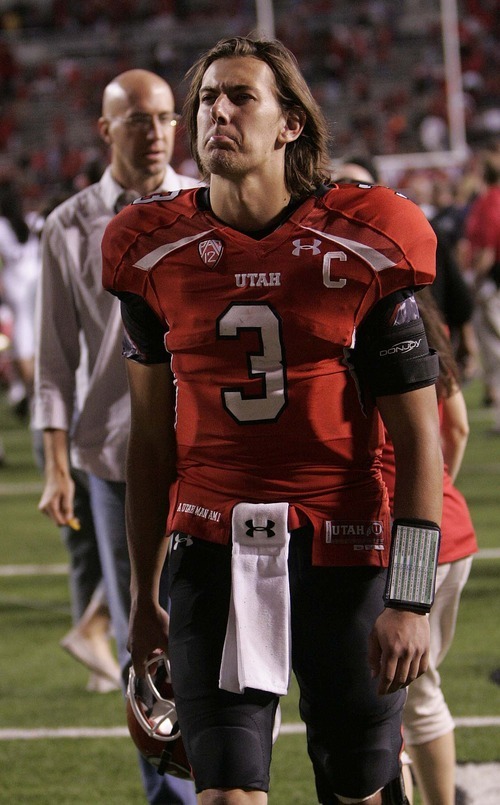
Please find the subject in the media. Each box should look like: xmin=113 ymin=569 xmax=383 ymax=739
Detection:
xmin=126 ymin=652 xmax=192 ymax=779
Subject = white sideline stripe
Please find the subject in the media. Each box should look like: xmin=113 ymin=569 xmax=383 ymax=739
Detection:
xmin=1 ymin=548 xmax=500 ymax=578
xmin=0 ymin=727 xmax=130 ymax=740
xmin=0 ymin=481 xmax=42 ymax=495
xmin=454 ymin=717 xmax=500 ymax=727
xmin=0 ymin=563 xmax=69 ymax=576
xmin=1 ymin=717 xmax=500 ymax=741
xmin=476 ymin=549 xmax=500 ymax=559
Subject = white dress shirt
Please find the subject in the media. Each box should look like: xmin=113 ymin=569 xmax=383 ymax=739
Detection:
xmin=33 ymin=165 xmax=200 ymax=481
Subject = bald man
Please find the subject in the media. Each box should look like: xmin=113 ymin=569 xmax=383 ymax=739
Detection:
xmin=33 ymin=70 xmax=199 ymax=804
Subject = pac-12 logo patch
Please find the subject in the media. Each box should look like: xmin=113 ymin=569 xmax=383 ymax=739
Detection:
xmin=199 ymin=239 xmax=223 ymax=267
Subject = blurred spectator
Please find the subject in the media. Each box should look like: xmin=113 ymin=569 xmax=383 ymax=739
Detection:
xmin=331 ymin=153 xmax=380 ymax=185
xmin=405 ymin=171 xmax=478 ymax=385
xmin=0 ymin=41 xmax=19 ymax=100
xmin=430 ymin=178 xmax=479 ymax=382
xmin=462 ymin=137 xmax=500 ymax=428
xmin=0 ymin=177 xmax=42 ymax=417
xmin=32 ymin=188 xmax=121 ymax=698
xmin=33 ymin=67 xmax=199 ymax=804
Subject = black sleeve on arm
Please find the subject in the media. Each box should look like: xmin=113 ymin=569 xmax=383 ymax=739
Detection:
xmin=119 ymin=292 xmax=169 ymax=365
xmin=352 ymin=289 xmax=439 ymax=397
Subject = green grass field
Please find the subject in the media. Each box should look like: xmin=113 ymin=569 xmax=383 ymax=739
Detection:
xmin=0 ymin=380 xmax=499 ymax=804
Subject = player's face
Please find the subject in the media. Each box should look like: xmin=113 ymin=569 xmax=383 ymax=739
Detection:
xmin=196 ymin=56 xmax=289 ymax=180
xmin=103 ymin=82 xmax=176 ymax=183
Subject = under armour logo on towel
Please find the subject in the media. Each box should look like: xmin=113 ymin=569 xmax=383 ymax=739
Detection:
xmin=114 ymin=191 xmax=139 ymax=213
xmin=245 ymin=519 xmax=276 ymax=539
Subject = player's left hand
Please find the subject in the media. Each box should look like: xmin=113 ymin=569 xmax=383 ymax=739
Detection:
xmin=368 ymin=607 xmax=430 ymax=695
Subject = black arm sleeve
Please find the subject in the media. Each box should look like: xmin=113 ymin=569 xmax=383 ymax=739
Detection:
xmin=119 ymin=292 xmax=169 ymax=365
xmin=352 ymin=289 xmax=439 ymax=397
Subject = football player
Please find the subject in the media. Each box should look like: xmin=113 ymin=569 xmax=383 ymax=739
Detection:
xmin=102 ymin=37 xmax=443 ymax=805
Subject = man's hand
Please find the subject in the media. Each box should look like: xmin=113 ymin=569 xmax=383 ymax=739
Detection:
xmin=38 ymin=469 xmax=75 ymax=527
xmin=368 ymin=607 xmax=430 ymax=695
xmin=128 ymin=601 xmax=170 ymax=677
xmin=38 ymin=429 xmax=78 ymax=528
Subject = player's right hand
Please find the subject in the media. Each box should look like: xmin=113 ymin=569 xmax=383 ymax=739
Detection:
xmin=128 ymin=601 xmax=170 ymax=677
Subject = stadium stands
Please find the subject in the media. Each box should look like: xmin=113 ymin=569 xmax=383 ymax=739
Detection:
xmin=0 ymin=0 xmax=498 ymax=205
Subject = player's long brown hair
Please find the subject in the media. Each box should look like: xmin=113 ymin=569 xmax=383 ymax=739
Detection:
xmin=416 ymin=287 xmax=460 ymax=399
xmin=183 ymin=36 xmax=331 ymax=198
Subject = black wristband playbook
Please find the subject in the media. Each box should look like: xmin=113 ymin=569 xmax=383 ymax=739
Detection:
xmin=384 ymin=518 xmax=441 ymax=614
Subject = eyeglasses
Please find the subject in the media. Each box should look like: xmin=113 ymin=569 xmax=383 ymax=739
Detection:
xmin=109 ymin=112 xmax=181 ymax=130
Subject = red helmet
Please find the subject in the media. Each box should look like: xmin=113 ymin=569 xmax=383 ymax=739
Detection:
xmin=126 ymin=653 xmax=192 ymax=779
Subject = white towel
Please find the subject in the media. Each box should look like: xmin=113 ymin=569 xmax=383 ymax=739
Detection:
xmin=219 ymin=502 xmax=291 ymax=696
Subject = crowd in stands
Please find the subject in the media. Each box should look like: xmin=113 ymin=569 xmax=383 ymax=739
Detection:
xmin=0 ymin=0 xmax=498 ymax=208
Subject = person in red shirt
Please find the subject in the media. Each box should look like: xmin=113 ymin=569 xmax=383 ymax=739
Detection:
xmin=102 ymin=37 xmax=443 ymax=805
xmin=463 ymin=138 xmax=500 ymax=431
xmin=382 ymin=287 xmax=478 ymax=805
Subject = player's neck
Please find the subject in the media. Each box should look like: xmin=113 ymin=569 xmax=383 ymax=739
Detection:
xmin=209 ymin=175 xmax=291 ymax=233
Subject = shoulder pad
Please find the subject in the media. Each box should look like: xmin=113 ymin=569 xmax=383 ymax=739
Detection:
xmin=321 ymin=184 xmax=437 ymax=289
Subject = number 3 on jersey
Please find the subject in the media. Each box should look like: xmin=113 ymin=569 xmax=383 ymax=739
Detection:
xmin=217 ymin=303 xmax=287 ymax=424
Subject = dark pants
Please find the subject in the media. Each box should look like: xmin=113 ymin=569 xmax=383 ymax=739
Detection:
xmin=168 ymin=527 xmax=406 ymax=801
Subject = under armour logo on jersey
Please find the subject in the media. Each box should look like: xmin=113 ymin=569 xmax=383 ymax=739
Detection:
xmin=199 ymin=239 xmax=224 ymax=267
xmin=292 ymin=238 xmax=322 ymax=256
xmin=172 ymin=533 xmax=194 ymax=550
xmin=245 ymin=519 xmax=276 ymax=539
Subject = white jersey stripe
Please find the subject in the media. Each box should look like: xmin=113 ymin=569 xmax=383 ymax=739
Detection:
xmin=300 ymin=225 xmax=397 ymax=272
xmin=133 ymin=229 xmax=215 ymax=270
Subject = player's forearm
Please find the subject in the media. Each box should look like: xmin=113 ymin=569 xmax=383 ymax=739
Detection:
xmin=125 ymin=434 xmax=173 ymax=606
xmin=126 ymin=516 xmax=170 ymax=608
xmin=379 ymin=387 xmax=443 ymax=525
xmin=125 ymin=360 xmax=177 ymax=605
xmin=392 ymin=438 xmax=443 ymax=524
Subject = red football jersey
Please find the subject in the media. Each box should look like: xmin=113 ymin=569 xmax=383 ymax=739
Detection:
xmin=102 ymin=185 xmax=437 ymax=566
